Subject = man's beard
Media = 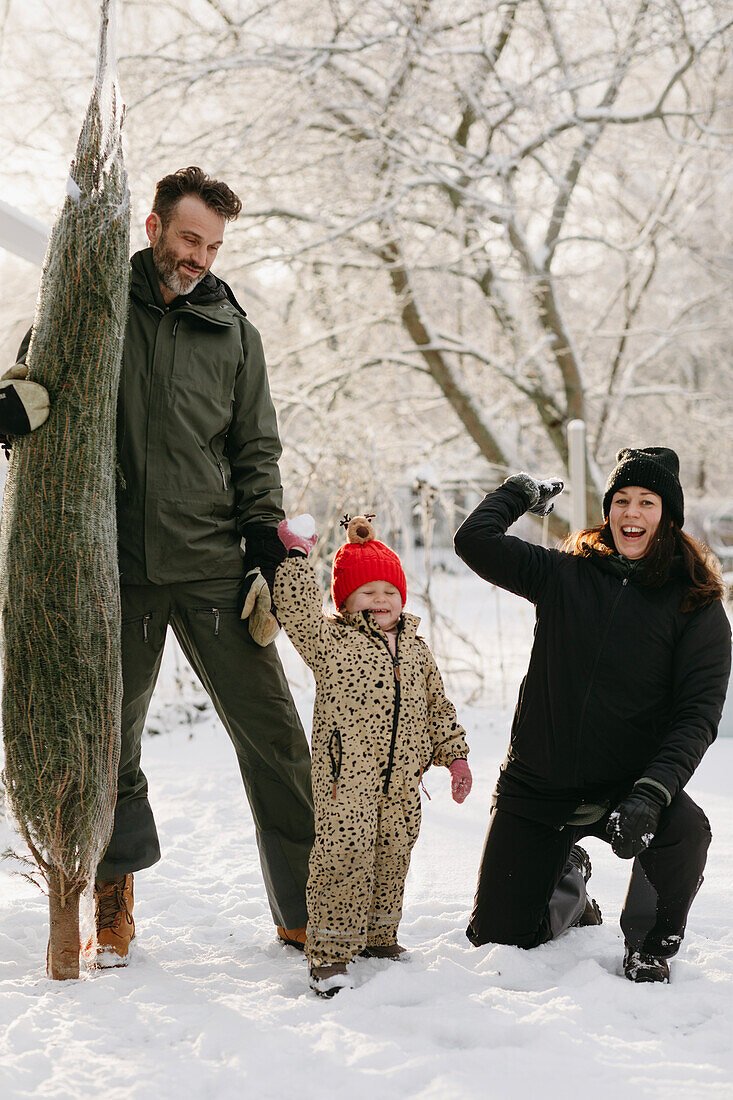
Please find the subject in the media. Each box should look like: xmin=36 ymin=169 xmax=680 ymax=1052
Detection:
xmin=152 ymin=238 xmax=206 ymax=296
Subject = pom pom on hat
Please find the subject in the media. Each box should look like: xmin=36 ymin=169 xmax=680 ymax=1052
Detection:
xmin=331 ymin=514 xmax=407 ymax=609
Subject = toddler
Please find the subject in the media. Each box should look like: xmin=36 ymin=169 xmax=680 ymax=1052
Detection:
xmin=274 ymin=513 xmax=472 ymax=996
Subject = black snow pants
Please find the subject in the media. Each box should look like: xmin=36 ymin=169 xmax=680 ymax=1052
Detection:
xmin=466 ymin=792 xmax=711 ymax=958
xmin=96 ymin=579 xmax=314 ymax=929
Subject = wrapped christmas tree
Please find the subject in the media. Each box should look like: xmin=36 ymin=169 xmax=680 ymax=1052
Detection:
xmin=0 ymin=0 xmax=128 ymax=980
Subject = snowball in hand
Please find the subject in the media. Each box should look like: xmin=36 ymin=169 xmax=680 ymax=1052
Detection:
xmin=278 ymin=514 xmax=318 ymax=555
xmin=289 ymin=514 xmax=316 ymax=538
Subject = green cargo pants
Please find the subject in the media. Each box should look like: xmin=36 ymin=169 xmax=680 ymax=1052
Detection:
xmin=97 ymin=578 xmax=314 ymax=929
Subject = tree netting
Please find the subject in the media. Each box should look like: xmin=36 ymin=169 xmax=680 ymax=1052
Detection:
xmin=0 ymin=0 xmax=129 ymax=979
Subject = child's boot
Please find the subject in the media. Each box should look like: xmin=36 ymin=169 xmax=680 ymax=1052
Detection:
xmin=360 ymin=943 xmax=408 ymax=960
xmin=309 ymin=961 xmax=350 ymax=997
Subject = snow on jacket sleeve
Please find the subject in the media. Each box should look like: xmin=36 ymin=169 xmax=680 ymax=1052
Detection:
xmin=273 ymin=556 xmax=334 ymax=675
xmin=453 ymin=483 xmax=562 ymax=604
xmin=421 ymin=641 xmax=469 ymax=768
xmin=642 ymin=599 xmax=732 ymax=799
xmin=226 ymin=320 xmax=285 ymax=532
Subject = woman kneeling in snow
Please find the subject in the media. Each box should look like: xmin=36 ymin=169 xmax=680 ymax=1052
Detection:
xmin=454 ymin=447 xmax=731 ymax=983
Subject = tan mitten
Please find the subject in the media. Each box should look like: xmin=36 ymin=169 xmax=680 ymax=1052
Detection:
xmin=241 ymin=567 xmax=267 ymax=620
xmin=2 ymin=362 xmax=29 ymax=381
xmin=241 ymin=568 xmax=281 ymax=646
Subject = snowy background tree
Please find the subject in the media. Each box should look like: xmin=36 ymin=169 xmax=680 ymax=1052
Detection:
xmin=1 ymin=0 xmax=731 ymax=537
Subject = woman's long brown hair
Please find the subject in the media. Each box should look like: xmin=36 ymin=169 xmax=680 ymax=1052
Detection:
xmin=563 ymin=508 xmax=726 ymax=611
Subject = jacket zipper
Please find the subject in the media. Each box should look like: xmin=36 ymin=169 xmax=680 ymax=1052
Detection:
xmin=209 ymin=443 xmax=227 ymax=490
xmin=574 ymin=576 xmax=628 ymax=784
xmin=142 ymin=304 xmax=166 ymax=574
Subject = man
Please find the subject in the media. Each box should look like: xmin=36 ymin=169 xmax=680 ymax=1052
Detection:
xmin=15 ymin=167 xmax=314 ymax=965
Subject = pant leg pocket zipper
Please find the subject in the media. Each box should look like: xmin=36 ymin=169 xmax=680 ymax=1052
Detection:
xmin=190 ymin=606 xmax=237 ymax=635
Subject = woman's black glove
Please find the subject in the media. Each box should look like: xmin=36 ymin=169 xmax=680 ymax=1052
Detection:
xmin=503 ymin=472 xmax=564 ymax=517
xmin=606 ymin=780 xmax=670 ymax=859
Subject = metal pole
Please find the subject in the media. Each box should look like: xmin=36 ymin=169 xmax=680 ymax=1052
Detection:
xmin=567 ymin=419 xmax=587 ymax=533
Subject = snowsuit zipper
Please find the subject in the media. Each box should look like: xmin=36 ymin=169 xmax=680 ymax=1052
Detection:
xmin=328 ymin=729 xmax=343 ymax=800
xmin=418 ymin=766 xmax=431 ymax=800
xmin=383 ymin=653 xmax=401 ymax=794
xmin=375 ymin=623 xmax=403 ymax=795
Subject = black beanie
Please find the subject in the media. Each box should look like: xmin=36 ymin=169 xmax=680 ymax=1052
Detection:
xmin=602 ymin=447 xmax=684 ymax=528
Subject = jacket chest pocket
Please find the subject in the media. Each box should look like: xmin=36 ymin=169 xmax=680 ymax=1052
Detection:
xmin=170 ymin=321 xmax=238 ymax=402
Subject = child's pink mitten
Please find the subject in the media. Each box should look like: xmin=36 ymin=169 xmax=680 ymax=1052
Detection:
xmin=278 ymin=515 xmax=318 ymax=556
xmin=449 ymin=759 xmax=472 ymax=804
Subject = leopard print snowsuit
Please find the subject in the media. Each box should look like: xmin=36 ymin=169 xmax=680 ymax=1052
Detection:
xmin=274 ymin=557 xmax=469 ymax=966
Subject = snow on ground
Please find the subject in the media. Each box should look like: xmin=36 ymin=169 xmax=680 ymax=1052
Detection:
xmin=1 ymin=572 xmax=732 ymax=1099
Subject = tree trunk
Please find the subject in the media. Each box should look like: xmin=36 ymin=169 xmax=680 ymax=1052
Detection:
xmin=47 ymin=872 xmax=81 ymax=980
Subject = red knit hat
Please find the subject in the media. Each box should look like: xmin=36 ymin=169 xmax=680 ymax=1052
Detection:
xmin=331 ymin=515 xmax=407 ymax=610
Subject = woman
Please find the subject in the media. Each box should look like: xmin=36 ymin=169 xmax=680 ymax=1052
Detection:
xmin=454 ymin=447 xmax=731 ymax=983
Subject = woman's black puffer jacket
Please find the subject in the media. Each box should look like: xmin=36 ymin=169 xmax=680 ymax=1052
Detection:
xmin=454 ymin=484 xmax=731 ymax=824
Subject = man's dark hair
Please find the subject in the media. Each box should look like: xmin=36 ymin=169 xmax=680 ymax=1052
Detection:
xmin=152 ymin=166 xmax=242 ymax=226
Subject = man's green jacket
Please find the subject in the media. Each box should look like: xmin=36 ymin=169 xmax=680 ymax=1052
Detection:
xmin=17 ymin=248 xmax=285 ymax=584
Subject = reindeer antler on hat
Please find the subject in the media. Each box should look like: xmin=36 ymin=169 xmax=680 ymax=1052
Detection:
xmin=340 ymin=514 xmax=376 ymax=544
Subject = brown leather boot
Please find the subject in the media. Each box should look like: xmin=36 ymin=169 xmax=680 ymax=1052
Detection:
xmin=84 ymin=874 xmax=135 ymax=967
xmin=277 ymin=925 xmax=307 ymax=950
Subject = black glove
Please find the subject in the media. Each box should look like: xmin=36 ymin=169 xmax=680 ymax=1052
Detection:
xmin=504 ymin=472 xmax=564 ymax=517
xmin=239 ymin=524 xmax=286 ymax=615
xmin=606 ymin=779 xmax=670 ymax=859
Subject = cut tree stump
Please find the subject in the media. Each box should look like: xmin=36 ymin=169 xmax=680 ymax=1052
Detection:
xmin=47 ymin=872 xmax=81 ymax=980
